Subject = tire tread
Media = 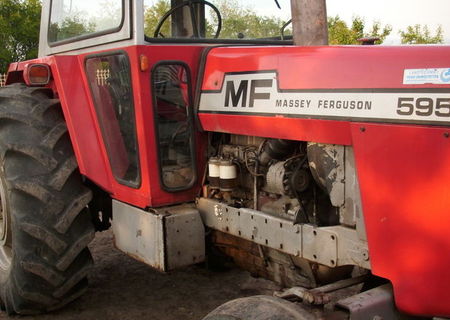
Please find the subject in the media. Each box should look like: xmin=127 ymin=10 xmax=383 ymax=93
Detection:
xmin=0 ymin=84 xmax=95 ymax=315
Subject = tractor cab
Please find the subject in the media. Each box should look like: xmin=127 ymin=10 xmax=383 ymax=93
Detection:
xmin=39 ymin=0 xmax=292 ymax=57
xmin=34 ymin=0 xmax=294 ymax=206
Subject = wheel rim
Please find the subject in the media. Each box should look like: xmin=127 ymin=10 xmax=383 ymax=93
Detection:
xmin=0 ymin=177 xmax=12 ymax=271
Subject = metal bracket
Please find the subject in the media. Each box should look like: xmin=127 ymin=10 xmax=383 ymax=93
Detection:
xmin=200 ymin=199 xmax=302 ymax=256
xmin=302 ymin=225 xmax=338 ymax=267
xmin=336 ymin=284 xmax=398 ymax=320
xmin=197 ymin=198 xmax=370 ymax=269
xmin=275 ymin=275 xmax=368 ymax=305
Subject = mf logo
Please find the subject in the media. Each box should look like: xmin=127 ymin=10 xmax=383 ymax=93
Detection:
xmin=224 ymin=78 xmax=273 ymax=107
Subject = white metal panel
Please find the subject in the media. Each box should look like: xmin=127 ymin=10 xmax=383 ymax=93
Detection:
xmin=112 ymin=200 xmax=166 ymax=270
xmin=112 ymin=200 xmax=205 ymax=271
xmin=39 ymin=0 xmax=145 ymax=57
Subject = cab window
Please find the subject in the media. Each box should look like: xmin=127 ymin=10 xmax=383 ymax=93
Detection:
xmin=143 ymin=0 xmax=292 ymax=41
xmin=152 ymin=63 xmax=196 ymax=191
xmin=85 ymin=52 xmax=140 ymax=187
xmin=49 ymin=0 xmax=123 ymax=43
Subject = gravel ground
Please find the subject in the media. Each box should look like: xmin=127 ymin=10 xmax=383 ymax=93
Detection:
xmin=0 ymin=231 xmax=280 ymax=320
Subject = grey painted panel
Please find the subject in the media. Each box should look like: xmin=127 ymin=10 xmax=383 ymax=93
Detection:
xmin=112 ymin=200 xmax=205 ymax=271
xmin=112 ymin=200 xmax=165 ymax=270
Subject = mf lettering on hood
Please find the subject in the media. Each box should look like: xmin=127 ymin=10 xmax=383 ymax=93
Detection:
xmin=224 ymin=79 xmax=273 ymax=107
xmin=199 ymin=71 xmax=450 ymax=125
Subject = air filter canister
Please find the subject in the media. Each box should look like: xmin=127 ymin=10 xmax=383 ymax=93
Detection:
xmin=219 ymin=160 xmax=237 ymax=191
xmin=208 ymin=158 xmax=220 ymax=189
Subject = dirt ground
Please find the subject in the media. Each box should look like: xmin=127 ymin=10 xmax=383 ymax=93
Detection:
xmin=0 ymin=231 xmax=280 ymax=320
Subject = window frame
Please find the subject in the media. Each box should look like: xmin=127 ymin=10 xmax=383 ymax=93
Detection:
xmin=48 ymin=0 xmax=126 ymax=46
xmin=145 ymin=37 xmax=293 ymax=45
xmin=84 ymin=50 xmax=142 ymax=189
xmin=151 ymin=60 xmax=198 ymax=192
xmin=39 ymin=0 xmax=132 ymax=56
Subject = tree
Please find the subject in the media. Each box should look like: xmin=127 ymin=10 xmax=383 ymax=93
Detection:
xmin=328 ymin=16 xmax=392 ymax=45
xmin=207 ymin=0 xmax=285 ymax=39
xmin=49 ymin=0 xmax=118 ymax=43
xmin=400 ymin=25 xmax=443 ymax=44
xmin=144 ymin=0 xmax=171 ymax=37
xmin=0 ymin=0 xmax=41 ymax=72
xmin=144 ymin=0 xmax=287 ymax=39
xmin=144 ymin=1 xmax=394 ymax=44
xmin=48 ymin=16 xmax=96 ymax=43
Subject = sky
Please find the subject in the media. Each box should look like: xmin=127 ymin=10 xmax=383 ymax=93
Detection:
xmin=242 ymin=0 xmax=450 ymax=44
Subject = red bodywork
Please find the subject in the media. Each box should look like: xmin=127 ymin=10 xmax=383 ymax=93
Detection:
xmin=198 ymin=46 xmax=450 ymax=317
xmin=6 ymin=44 xmax=450 ymax=316
xmin=8 ymin=45 xmax=208 ymax=208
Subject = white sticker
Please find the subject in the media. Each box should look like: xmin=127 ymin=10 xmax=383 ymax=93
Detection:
xmin=403 ymin=68 xmax=450 ymax=85
xmin=199 ymin=71 xmax=450 ymax=125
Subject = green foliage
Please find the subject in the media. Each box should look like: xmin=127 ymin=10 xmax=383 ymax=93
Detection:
xmin=49 ymin=0 xmax=119 ymax=43
xmin=208 ymin=0 xmax=286 ymax=39
xmin=0 ymin=0 xmax=41 ymax=72
xmin=399 ymin=25 xmax=443 ymax=44
xmin=144 ymin=0 xmax=287 ymax=39
xmin=143 ymin=1 xmax=394 ymax=43
xmin=328 ymin=16 xmax=392 ymax=45
xmin=144 ymin=0 xmax=171 ymax=37
xmin=48 ymin=16 xmax=96 ymax=43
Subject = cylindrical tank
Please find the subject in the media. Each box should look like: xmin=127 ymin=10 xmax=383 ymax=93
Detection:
xmin=208 ymin=157 xmax=220 ymax=189
xmin=219 ymin=159 xmax=237 ymax=192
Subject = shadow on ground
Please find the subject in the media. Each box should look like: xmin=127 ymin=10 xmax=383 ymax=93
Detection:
xmin=1 ymin=231 xmax=279 ymax=320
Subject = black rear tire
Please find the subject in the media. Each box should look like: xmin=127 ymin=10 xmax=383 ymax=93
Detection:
xmin=0 ymin=84 xmax=95 ymax=314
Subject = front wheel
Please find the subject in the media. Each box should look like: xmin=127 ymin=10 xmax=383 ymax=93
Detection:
xmin=203 ymin=295 xmax=315 ymax=320
xmin=0 ymin=84 xmax=95 ymax=314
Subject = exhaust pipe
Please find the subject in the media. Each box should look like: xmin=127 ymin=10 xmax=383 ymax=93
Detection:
xmin=290 ymin=0 xmax=328 ymax=45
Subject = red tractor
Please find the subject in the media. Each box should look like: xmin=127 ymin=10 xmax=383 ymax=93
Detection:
xmin=0 ymin=0 xmax=449 ymax=318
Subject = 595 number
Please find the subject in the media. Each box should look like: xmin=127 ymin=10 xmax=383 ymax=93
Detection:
xmin=397 ymin=97 xmax=450 ymax=117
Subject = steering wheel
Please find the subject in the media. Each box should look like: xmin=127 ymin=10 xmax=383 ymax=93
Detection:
xmin=153 ymin=0 xmax=222 ymax=39
xmin=281 ymin=19 xmax=292 ymax=40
